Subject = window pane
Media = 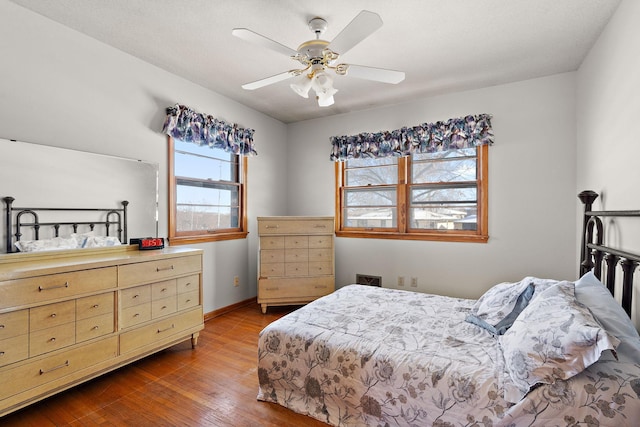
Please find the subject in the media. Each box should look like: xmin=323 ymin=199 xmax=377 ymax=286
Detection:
xmin=344 ymin=207 xmax=397 ymax=228
xmin=345 ymin=157 xmax=398 ymax=186
xmin=413 ymin=148 xmax=476 ymax=161
xmin=411 ymin=186 xmax=476 ymax=203
xmin=345 ymin=188 xmax=396 ymax=206
xmin=410 ymin=204 xmax=477 ymax=230
xmin=175 ymin=140 xmax=237 ymax=181
xmin=412 ymin=158 xmax=476 ymax=183
xmin=176 ymin=182 xmax=239 ymax=231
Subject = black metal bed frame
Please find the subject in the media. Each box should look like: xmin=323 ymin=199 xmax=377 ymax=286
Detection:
xmin=579 ymin=190 xmax=640 ymax=316
xmin=3 ymin=196 xmax=128 ymax=253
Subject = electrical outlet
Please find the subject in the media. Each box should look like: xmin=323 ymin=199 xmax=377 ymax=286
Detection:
xmin=397 ymin=276 xmax=405 ymax=286
xmin=410 ymin=277 xmax=418 ymax=287
xmin=233 ymin=276 xmax=240 ymax=287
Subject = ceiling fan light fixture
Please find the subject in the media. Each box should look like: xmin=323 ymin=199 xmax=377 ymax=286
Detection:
xmin=316 ymin=93 xmax=335 ymax=107
xmin=290 ymin=75 xmax=313 ymax=98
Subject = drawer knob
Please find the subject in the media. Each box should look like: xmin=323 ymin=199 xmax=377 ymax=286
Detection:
xmin=161 ymin=305 xmax=167 ymax=310
xmin=92 ymin=304 xmax=100 ymax=308
xmin=186 ymin=299 xmax=192 ymax=303
xmin=266 ymin=287 xmax=279 ymax=291
xmin=314 ymin=224 xmax=327 ymax=228
xmin=50 ymin=313 xmax=57 ymax=318
xmin=133 ymin=294 xmax=140 ymax=299
xmin=40 ymin=360 xmax=69 ymax=375
xmin=0 ymin=351 xmax=4 ymax=356
xmin=49 ymin=337 xmax=56 ymax=343
xmin=266 ymin=225 xmax=279 ymax=229
xmin=0 ymin=325 xmax=4 ymax=329
xmin=161 ymin=288 xmax=167 ymax=292
xmin=134 ymin=313 xmax=140 ymax=317
xmin=38 ymin=282 xmax=69 ymax=292
xmin=92 ymin=326 xmax=99 ymax=330
xmin=156 ymin=265 xmax=175 ymax=272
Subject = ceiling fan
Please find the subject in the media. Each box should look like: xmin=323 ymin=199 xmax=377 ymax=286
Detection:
xmin=232 ymin=10 xmax=405 ymax=107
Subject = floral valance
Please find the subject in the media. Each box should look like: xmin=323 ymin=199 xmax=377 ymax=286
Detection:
xmin=330 ymin=113 xmax=493 ymax=161
xmin=162 ymin=104 xmax=257 ymax=156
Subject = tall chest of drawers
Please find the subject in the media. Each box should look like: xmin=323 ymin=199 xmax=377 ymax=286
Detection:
xmin=0 ymin=246 xmax=203 ymax=417
xmin=257 ymin=216 xmax=335 ymax=313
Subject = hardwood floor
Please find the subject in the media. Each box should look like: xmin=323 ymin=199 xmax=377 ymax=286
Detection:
xmin=1 ymin=304 xmax=329 ymax=426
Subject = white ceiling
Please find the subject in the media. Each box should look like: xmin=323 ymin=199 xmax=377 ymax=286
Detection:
xmin=11 ymin=0 xmax=621 ymax=123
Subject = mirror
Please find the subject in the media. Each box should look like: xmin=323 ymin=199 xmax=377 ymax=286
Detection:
xmin=0 ymin=138 xmax=159 ymax=253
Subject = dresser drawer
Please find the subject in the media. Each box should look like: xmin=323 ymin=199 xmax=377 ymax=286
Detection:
xmin=178 ymin=290 xmax=199 ymax=311
xmin=121 ymin=303 xmax=152 ymax=329
xmin=0 ymin=267 xmax=117 ymax=310
xmin=30 ymin=323 xmax=76 ymax=357
xmin=261 ymin=249 xmax=284 ymax=263
xmin=259 ymin=277 xmax=334 ymax=299
xmin=308 ymin=235 xmax=333 ymax=248
xmin=285 ymin=262 xmax=308 ymax=276
xmin=120 ymin=285 xmax=151 ymax=309
xmin=177 ymin=274 xmax=199 ymax=294
xmin=76 ymin=313 xmax=114 ymax=343
xmin=0 ymin=336 xmax=118 ymax=401
xmin=260 ymin=236 xmax=284 ymax=250
xmin=152 ymin=297 xmax=177 ymax=319
xmin=151 ymin=280 xmax=177 ymax=301
xmin=30 ymin=301 xmax=75 ymax=333
xmin=119 ymin=308 xmax=203 ymax=354
xmin=309 ymin=262 xmax=333 ymax=276
xmin=76 ymin=292 xmax=114 ymax=321
xmin=285 ymin=248 xmax=308 ymax=263
xmin=0 ymin=310 xmax=28 ymax=340
xmin=0 ymin=334 xmax=29 ymax=367
xmin=284 ymin=236 xmax=308 ymax=249
xmin=309 ymin=248 xmax=332 ymax=262
xmin=260 ymin=263 xmax=284 ymax=277
xmin=258 ymin=218 xmax=333 ymax=235
xmin=118 ymin=255 xmax=202 ymax=287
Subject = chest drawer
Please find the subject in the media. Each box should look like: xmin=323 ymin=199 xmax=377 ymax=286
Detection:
xmin=30 ymin=323 xmax=76 ymax=357
xmin=76 ymin=292 xmax=114 ymax=320
xmin=308 ymin=235 xmax=332 ymax=248
xmin=309 ymin=248 xmax=332 ymax=262
xmin=0 ymin=267 xmax=117 ymax=310
xmin=258 ymin=219 xmax=333 ymax=235
xmin=121 ymin=303 xmax=152 ymax=329
xmin=178 ymin=290 xmax=199 ymax=311
xmin=152 ymin=297 xmax=177 ymax=318
xmin=285 ymin=249 xmax=308 ymax=263
xmin=260 ymin=236 xmax=284 ymax=250
xmin=0 ymin=334 xmax=29 ymax=367
xmin=118 ymin=255 xmax=202 ymax=287
xmin=0 ymin=310 xmax=28 ymax=340
xmin=177 ymin=275 xmax=199 ymax=294
xmin=309 ymin=262 xmax=333 ymax=276
xmin=260 ymin=263 xmax=284 ymax=277
xmin=261 ymin=249 xmax=284 ymax=263
xmin=152 ymin=280 xmax=177 ymax=301
xmin=120 ymin=285 xmax=151 ymax=309
xmin=284 ymin=236 xmax=308 ymax=249
xmin=285 ymin=262 xmax=308 ymax=276
xmin=76 ymin=312 xmax=114 ymax=343
xmin=30 ymin=301 xmax=75 ymax=332
xmin=0 ymin=336 xmax=118 ymax=402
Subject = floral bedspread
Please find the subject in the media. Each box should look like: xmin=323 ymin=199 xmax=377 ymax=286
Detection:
xmin=257 ymin=285 xmax=640 ymax=426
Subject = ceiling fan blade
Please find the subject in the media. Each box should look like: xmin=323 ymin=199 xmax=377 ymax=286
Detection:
xmin=342 ymin=64 xmax=405 ymax=84
xmin=328 ymin=10 xmax=383 ymax=56
xmin=232 ymin=28 xmax=298 ymax=57
xmin=241 ymin=70 xmax=297 ymax=90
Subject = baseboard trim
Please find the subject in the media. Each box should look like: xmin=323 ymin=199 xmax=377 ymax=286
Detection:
xmin=204 ymin=297 xmax=257 ymax=322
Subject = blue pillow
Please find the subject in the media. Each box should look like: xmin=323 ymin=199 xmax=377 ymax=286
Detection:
xmin=466 ymin=282 xmax=535 ymax=335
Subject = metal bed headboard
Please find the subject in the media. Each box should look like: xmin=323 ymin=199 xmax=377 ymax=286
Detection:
xmin=579 ymin=190 xmax=640 ymax=316
xmin=3 ymin=196 xmax=128 ymax=253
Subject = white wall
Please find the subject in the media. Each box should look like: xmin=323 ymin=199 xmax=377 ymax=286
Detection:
xmin=576 ymin=0 xmax=640 ymax=323
xmin=0 ymin=2 xmax=288 ymax=313
xmin=287 ymin=74 xmax=578 ymax=299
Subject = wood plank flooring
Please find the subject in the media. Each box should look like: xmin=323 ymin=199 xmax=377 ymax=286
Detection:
xmin=1 ymin=304 xmax=329 ymax=426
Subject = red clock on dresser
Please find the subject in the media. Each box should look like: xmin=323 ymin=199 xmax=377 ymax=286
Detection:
xmin=130 ymin=237 xmax=165 ymax=250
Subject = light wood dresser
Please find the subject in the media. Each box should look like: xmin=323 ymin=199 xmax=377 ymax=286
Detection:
xmin=257 ymin=216 xmax=335 ymax=313
xmin=0 ymin=245 xmax=203 ymax=417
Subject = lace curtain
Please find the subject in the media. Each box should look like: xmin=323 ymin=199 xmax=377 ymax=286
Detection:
xmin=330 ymin=113 xmax=493 ymax=161
xmin=162 ymin=104 xmax=257 ymax=156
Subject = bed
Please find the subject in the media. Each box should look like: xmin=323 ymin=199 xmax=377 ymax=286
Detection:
xmin=257 ymin=190 xmax=640 ymax=426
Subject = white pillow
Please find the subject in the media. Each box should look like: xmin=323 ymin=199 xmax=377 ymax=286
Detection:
xmin=500 ymin=281 xmax=620 ymax=403
xmin=575 ymin=271 xmax=640 ymax=363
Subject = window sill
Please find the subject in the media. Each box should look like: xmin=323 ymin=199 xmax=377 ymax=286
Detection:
xmin=168 ymin=231 xmax=248 ymax=245
xmin=335 ymin=230 xmax=488 ymax=243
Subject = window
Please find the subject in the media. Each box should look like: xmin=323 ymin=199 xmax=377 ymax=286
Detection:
xmin=335 ymin=145 xmax=488 ymax=242
xmin=168 ymin=137 xmax=248 ymax=244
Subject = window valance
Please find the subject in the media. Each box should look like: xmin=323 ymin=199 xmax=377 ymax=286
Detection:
xmin=162 ymin=104 xmax=257 ymax=156
xmin=330 ymin=113 xmax=493 ymax=161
